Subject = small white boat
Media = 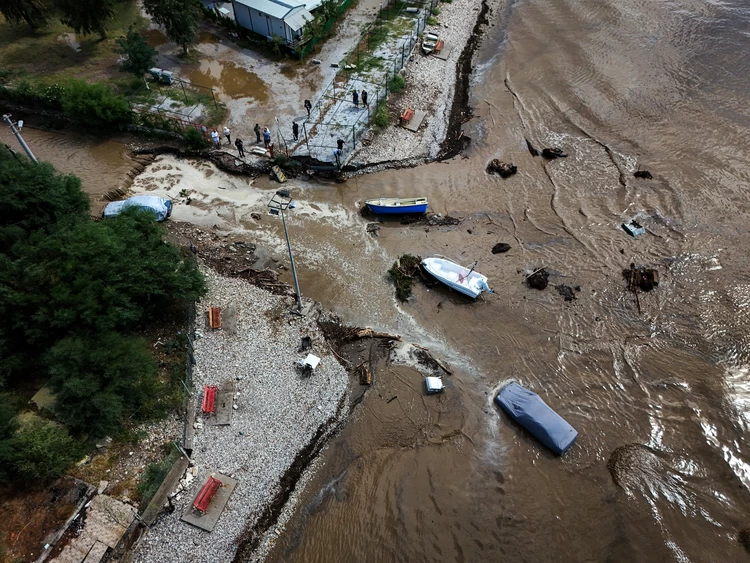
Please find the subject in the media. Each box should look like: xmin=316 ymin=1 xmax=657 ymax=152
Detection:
xmin=422 ymin=33 xmax=439 ymax=55
xmin=421 ymin=256 xmax=491 ymax=299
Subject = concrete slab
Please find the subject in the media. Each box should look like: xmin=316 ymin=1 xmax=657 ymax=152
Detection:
xmin=30 ymin=385 xmax=56 ymax=411
xmin=433 ymin=45 xmax=452 ymax=60
xmin=209 ymin=380 xmax=235 ymax=426
xmin=180 ymin=473 xmax=238 ymax=532
xmin=51 ymin=495 xmax=135 ymax=563
xmin=82 ymin=541 xmax=108 ymax=563
xmin=403 ymin=110 xmax=426 ymax=132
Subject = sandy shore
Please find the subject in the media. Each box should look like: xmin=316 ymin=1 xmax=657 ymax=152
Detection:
xmin=353 ymin=0 xmax=489 ymax=166
xmin=132 ymin=269 xmax=350 ymax=563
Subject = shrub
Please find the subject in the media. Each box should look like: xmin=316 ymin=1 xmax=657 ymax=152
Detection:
xmin=389 ymin=73 xmax=406 ymax=93
xmin=372 ymin=102 xmax=389 ymax=128
xmin=427 ymin=16 xmax=438 ymax=25
xmin=61 ymin=79 xmax=133 ymax=127
xmin=5 ymin=418 xmax=84 ymax=481
xmin=46 ymin=333 xmax=160 ymax=438
xmin=432 ymin=6 xmax=440 ymax=15
xmin=183 ymin=126 xmax=209 ymax=149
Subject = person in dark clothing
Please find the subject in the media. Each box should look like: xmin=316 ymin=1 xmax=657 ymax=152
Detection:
xmin=292 ymin=121 xmax=299 ymax=141
xmin=254 ymin=123 xmax=261 ymax=144
xmin=361 ymin=89 xmax=368 ymax=107
xmin=337 ymin=138 xmax=344 ymax=151
xmin=235 ymin=138 xmax=245 ymax=158
xmin=304 ymin=99 xmax=312 ymax=115
xmin=352 ymin=90 xmax=359 ymax=108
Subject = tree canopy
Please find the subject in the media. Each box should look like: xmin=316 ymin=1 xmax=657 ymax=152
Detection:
xmin=0 ymin=147 xmax=206 ymax=477
xmin=55 ymin=0 xmax=116 ymax=40
xmin=0 ymin=0 xmax=49 ymax=29
xmin=143 ymin=0 xmax=202 ymax=54
xmin=46 ymin=333 xmax=160 ymax=438
xmin=116 ymin=26 xmax=158 ymax=80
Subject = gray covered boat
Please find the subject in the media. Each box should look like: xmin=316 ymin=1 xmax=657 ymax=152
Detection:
xmin=495 ymin=381 xmax=578 ymax=455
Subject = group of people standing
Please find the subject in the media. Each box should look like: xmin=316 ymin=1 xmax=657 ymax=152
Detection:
xmin=352 ymin=89 xmax=368 ymax=109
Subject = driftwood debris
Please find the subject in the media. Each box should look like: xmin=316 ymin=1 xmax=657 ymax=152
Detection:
xmin=357 ymin=362 xmax=372 ymax=385
xmin=413 ymin=344 xmax=453 ymax=375
xmin=623 ymin=263 xmax=659 ymax=314
xmin=354 ymin=328 xmax=401 ymax=341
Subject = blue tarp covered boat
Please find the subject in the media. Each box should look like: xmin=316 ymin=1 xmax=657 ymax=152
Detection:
xmin=495 ymin=381 xmax=578 ymax=455
xmin=365 ymin=197 xmax=428 ymax=215
xmin=103 ymin=196 xmax=173 ymax=222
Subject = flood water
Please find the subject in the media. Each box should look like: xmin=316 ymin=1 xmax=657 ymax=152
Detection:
xmin=8 ymin=0 xmax=750 ymax=560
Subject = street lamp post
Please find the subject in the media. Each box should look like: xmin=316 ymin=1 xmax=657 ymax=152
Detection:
xmin=2 ymin=114 xmax=38 ymax=163
xmin=268 ymin=189 xmax=303 ymax=313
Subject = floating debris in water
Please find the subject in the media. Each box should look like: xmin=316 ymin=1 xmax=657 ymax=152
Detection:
xmin=486 ymin=159 xmax=517 ymax=178
xmin=542 ymin=147 xmax=567 ymax=159
xmin=526 ymin=268 xmax=549 ymax=290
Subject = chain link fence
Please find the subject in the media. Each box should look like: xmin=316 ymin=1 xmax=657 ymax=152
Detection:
xmin=290 ymin=0 xmax=438 ymax=165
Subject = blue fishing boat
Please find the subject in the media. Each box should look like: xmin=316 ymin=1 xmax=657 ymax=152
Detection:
xmin=495 ymin=381 xmax=578 ymax=455
xmin=365 ymin=197 xmax=428 ymax=215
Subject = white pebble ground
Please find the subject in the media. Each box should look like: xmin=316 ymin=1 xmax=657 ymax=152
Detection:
xmin=133 ymin=269 xmax=349 ymax=563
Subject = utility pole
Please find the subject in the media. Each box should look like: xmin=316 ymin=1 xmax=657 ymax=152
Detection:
xmin=268 ymin=190 xmax=303 ymax=313
xmin=2 ymin=114 xmax=38 ymax=164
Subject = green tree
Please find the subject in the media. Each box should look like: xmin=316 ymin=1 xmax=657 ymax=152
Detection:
xmin=61 ymin=79 xmax=133 ymax=127
xmin=143 ymin=0 xmax=202 ymax=55
xmin=0 ymin=0 xmax=49 ymax=29
xmin=2 ymin=209 xmax=205 ymax=347
xmin=116 ymin=26 xmax=158 ymax=82
xmin=55 ymin=0 xmax=115 ymax=40
xmin=46 ymin=333 xmax=160 ymax=437
xmin=5 ymin=418 xmax=84 ymax=480
xmin=0 ymin=149 xmax=90 ymax=255
xmin=0 ymin=394 xmax=21 ymax=483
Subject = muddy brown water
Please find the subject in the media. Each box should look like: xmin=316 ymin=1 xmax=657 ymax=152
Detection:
xmin=10 ymin=0 xmax=750 ymax=560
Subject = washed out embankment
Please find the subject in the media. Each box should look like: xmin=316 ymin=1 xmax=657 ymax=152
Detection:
xmin=131 ymin=223 xmax=402 ymax=563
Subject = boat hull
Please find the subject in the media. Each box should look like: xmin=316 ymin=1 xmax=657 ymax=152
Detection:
xmin=421 ymin=256 xmax=489 ymax=298
xmin=367 ymin=203 xmax=428 ymax=214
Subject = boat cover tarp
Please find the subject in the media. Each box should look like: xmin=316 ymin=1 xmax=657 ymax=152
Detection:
xmin=495 ymin=382 xmax=578 ymax=454
xmin=103 ymin=196 xmax=172 ymax=222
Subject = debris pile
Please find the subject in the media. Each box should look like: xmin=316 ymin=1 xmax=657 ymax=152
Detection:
xmin=388 ymin=254 xmax=424 ymax=301
xmin=634 ymin=170 xmax=653 ymax=179
xmin=623 ymin=263 xmax=659 ymax=292
xmin=555 ymin=284 xmax=579 ymax=302
xmin=486 ymin=159 xmax=518 ymax=178
xmin=542 ymin=147 xmax=567 ymax=159
xmin=491 ymin=243 xmax=511 ymax=254
xmin=526 ymin=268 xmax=549 ymax=290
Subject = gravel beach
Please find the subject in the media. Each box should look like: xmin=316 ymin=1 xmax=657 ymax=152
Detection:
xmin=354 ymin=0 xmax=488 ymax=165
xmin=133 ymin=269 xmax=350 ymax=563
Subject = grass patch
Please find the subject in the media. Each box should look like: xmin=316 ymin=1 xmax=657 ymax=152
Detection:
xmin=372 ymin=101 xmax=389 ymax=128
xmin=389 ymin=73 xmax=405 ymax=92
xmin=135 ymin=445 xmax=181 ymax=508
xmin=388 ymin=254 xmax=422 ymax=302
xmin=432 ymin=7 xmax=441 ymax=15
xmin=427 ymin=16 xmax=438 ymax=26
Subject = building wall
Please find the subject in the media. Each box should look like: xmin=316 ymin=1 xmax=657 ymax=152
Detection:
xmin=231 ymin=1 xmax=291 ymax=40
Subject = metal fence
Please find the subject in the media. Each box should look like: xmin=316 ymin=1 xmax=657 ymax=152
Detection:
xmin=291 ymin=0 xmax=438 ymax=164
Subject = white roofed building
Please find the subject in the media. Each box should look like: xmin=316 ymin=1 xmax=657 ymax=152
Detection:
xmin=232 ymin=0 xmax=317 ymax=45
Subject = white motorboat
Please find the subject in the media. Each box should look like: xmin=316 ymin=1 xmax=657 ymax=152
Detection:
xmin=421 ymin=256 xmax=491 ymax=299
